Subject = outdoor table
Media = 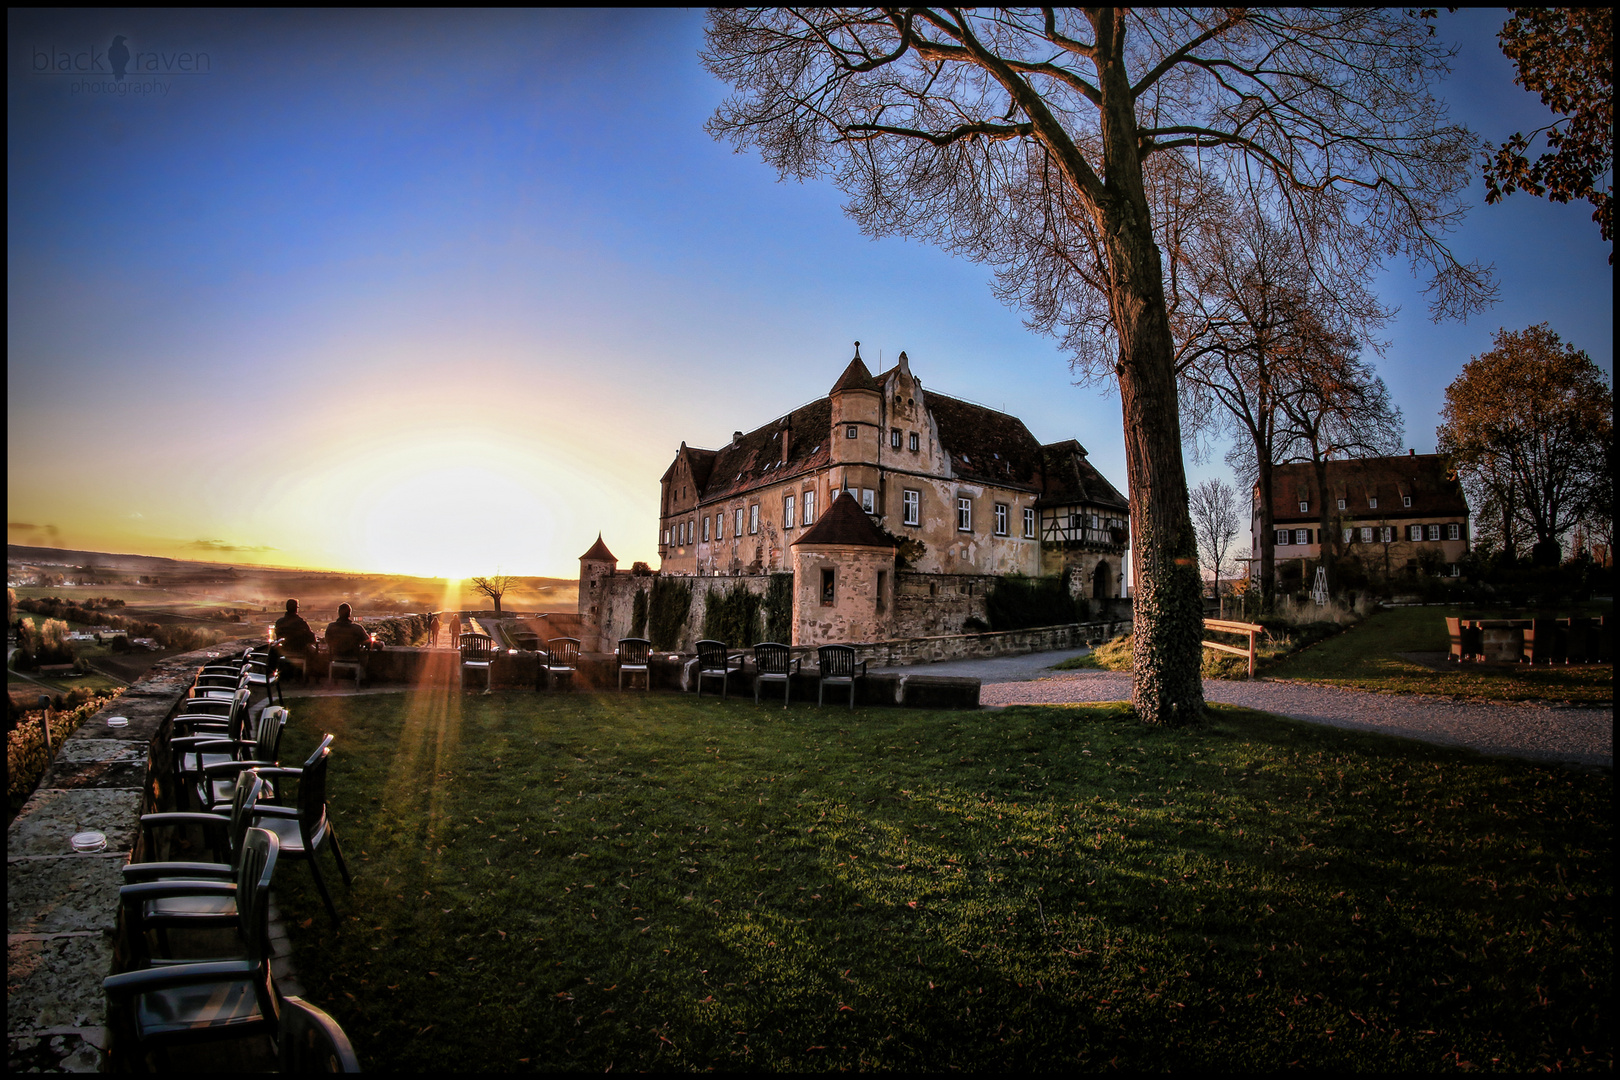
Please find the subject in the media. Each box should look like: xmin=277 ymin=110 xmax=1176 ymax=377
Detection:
xmin=1475 ymin=619 xmax=1529 ymax=663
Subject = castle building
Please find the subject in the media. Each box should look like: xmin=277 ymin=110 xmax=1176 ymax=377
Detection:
xmin=656 ymin=346 xmax=1129 ymax=593
xmin=579 ymin=346 xmax=1131 ymax=651
xmin=1254 ymin=452 xmax=1470 ymax=588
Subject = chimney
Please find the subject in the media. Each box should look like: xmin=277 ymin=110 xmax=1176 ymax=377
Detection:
xmin=733 ymin=431 xmax=744 ymax=447
xmin=1409 ymin=449 xmax=1415 ymax=456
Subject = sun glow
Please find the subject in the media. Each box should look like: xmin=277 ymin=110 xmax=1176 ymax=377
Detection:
xmin=260 ymin=430 xmax=588 ymax=578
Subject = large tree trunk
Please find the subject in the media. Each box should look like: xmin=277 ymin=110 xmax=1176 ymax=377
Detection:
xmin=1313 ymin=455 xmax=1335 ymax=597
xmin=1255 ymin=456 xmax=1277 ymax=608
xmin=1094 ymin=28 xmax=1205 ymax=726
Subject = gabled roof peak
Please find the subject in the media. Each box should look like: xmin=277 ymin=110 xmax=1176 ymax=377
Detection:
xmin=792 ymin=490 xmax=896 ymax=550
xmin=580 ymin=534 xmax=617 ymax=564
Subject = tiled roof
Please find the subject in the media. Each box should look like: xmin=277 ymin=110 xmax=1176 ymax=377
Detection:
xmin=792 ymin=490 xmax=896 ymax=549
xmin=579 ymin=534 xmax=617 ymax=563
xmin=1037 ymin=440 xmax=1129 ymax=510
xmin=692 ymin=398 xmax=834 ymax=505
xmin=830 ymin=356 xmax=880 ymax=394
xmin=1267 ymin=454 xmax=1468 ymax=523
xmin=926 ymin=393 xmax=1045 ymax=490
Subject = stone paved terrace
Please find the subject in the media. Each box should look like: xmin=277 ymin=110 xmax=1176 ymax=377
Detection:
xmin=5 ymin=637 xmax=303 ymax=1072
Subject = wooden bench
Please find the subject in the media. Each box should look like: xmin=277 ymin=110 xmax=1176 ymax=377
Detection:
xmin=1202 ymin=618 xmax=1263 ymax=678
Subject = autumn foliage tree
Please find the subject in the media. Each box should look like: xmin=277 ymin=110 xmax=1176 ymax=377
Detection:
xmin=1437 ymin=324 xmax=1613 ymax=565
xmin=704 ymin=8 xmax=1491 ymax=726
xmin=1483 ymin=7 xmax=1613 ymax=261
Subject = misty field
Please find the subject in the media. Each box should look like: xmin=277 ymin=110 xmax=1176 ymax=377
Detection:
xmin=265 ymin=691 xmax=1612 ymax=1072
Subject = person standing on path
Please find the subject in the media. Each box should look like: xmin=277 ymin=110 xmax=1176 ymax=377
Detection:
xmin=447 ymin=612 xmax=461 ymax=646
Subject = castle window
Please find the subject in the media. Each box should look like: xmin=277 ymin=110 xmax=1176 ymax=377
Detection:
xmin=749 ymin=505 xmax=759 ymax=535
xmin=1369 ymin=497 xmax=1378 ymax=509
xmin=784 ymin=494 xmax=796 ymax=529
xmin=909 ymin=432 xmax=919 ymax=452
xmin=702 ymin=516 xmax=710 ymax=543
xmin=1294 ymin=529 xmax=1310 ymax=545
xmin=1023 ymin=507 xmax=1035 ymax=538
xmin=715 ymin=513 xmax=724 ymax=540
xmin=1337 ymin=498 xmax=1346 ymax=510
xmin=1342 ymin=528 xmax=1353 ymax=544
xmin=735 ymin=507 xmax=744 ymax=538
xmin=994 ymin=503 xmax=1009 ymax=536
xmin=861 ymin=488 xmax=875 ymax=514
xmin=1409 ymin=524 xmax=1423 ymax=541
xmin=1381 ymin=526 xmax=1394 ymax=543
xmin=903 ymin=489 xmax=920 ymax=526
xmin=846 ymin=425 xmax=858 ymax=439
xmin=877 ymin=570 xmax=887 ymax=612
xmin=1275 ymin=529 xmax=1291 ymax=546
xmin=821 ymin=568 xmax=835 ymax=606
xmin=803 ymin=489 xmax=816 ymax=525
xmin=1299 ymin=500 xmax=1309 ymax=513
xmin=1447 ymin=523 xmax=1460 ymax=540
xmin=1361 ymin=527 xmax=1373 ymax=543
xmin=1404 ymin=496 xmax=1413 ymax=508
xmin=958 ymin=498 xmax=973 ymax=532
xmin=1426 ymin=524 xmax=1440 ymax=541
xmin=890 ymin=428 xmax=902 ymax=449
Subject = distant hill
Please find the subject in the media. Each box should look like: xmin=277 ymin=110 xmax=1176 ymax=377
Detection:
xmin=7 ymin=545 xmax=223 ymax=573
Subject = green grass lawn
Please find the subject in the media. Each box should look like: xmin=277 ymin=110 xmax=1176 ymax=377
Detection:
xmin=265 ymin=691 xmax=1612 ymax=1072
xmin=1266 ymin=606 xmax=1613 ymax=703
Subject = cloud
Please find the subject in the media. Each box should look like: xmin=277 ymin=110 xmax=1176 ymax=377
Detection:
xmin=189 ymin=539 xmax=279 ymax=553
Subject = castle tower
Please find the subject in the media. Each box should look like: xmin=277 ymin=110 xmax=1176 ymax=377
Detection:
xmin=828 ymin=342 xmax=882 ymax=481
xmin=790 ymin=490 xmax=897 ymax=647
xmin=578 ymin=534 xmax=618 ymax=652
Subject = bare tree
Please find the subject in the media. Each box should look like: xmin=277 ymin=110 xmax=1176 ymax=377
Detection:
xmin=469 ymin=574 xmax=515 ymax=615
xmin=1189 ymin=477 xmax=1241 ymax=607
xmin=1275 ymin=316 xmax=1406 ymax=596
xmin=704 ymin=8 xmax=1493 ymax=727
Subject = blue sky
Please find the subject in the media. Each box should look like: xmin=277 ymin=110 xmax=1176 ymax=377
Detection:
xmin=7 ymin=8 xmax=1611 ymax=578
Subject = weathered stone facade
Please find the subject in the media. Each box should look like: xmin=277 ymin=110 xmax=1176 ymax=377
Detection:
xmin=602 ymin=347 xmax=1131 ymax=649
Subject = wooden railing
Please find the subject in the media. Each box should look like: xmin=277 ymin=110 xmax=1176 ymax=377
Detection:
xmin=1202 ymin=618 xmax=1263 ymax=678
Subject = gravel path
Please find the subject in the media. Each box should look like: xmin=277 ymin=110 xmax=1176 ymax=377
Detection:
xmin=876 ymin=652 xmax=1613 ymax=769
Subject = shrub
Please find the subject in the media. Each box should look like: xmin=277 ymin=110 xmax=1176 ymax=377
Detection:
xmin=8 ymin=690 xmax=123 ymax=815
xmin=630 ymin=589 xmax=648 ymax=640
xmin=647 ymin=578 xmax=692 ymax=652
xmin=763 ymin=573 xmax=794 ymax=643
xmin=703 ymin=582 xmax=762 ymax=647
xmin=985 ymin=574 xmax=1086 ymax=631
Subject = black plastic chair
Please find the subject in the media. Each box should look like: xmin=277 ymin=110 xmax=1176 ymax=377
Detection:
xmin=123 ymin=773 xmax=269 ymax=961
xmin=250 ymin=735 xmax=352 ymax=927
xmin=169 ymin=688 xmax=254 ymax=812
xmin=817 ymin=645 xmax=868 ymax=709
xmin=103 ymin=827 xmax=282 ymax=1064
xmin=279 ymin=995 xmax=362 ymax=1072
xmin=118 ymin=804 xmax=277 ymax=968
xmin=617 ymin=638 xmax=652 ymax=691
xmin=696 ymin=640 xmax=740 ymax=699
xmin=753 ymin=643 xmax=799 ymax=707
xmin=459 ymin=633 xmax=494 ymax=691
xmin=544 ymin=637 xmax=580 ymax=691
xmin=193 ymin=706 xmax=288 ymax=812
xmin=243 ymin=645 xmax=285 ymax=707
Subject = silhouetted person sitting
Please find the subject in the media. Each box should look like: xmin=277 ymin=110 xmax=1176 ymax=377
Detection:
xmin=273 ymin=599 xmax=317 ymax=681
xmin=324 ymin=604 xmax=371 ymax=663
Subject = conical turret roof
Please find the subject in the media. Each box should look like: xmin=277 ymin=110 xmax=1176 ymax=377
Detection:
xmin=792 ymin=490 xmax=896 ymax=549
xmin=579 ymin=534 xmax=617 ymax=563
xmin=830 ymin=355 xmax=880 ymax=394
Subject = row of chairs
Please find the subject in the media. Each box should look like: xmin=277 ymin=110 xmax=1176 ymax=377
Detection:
xmin=456 ymin=632 xmax=581 ymax=691
xmin=455 ymin=635 xmax=869 ymax=707
xmin=104 ymin=650 xmax=358 ymax=1070
xmin=695 ymin=641 xmax=868 ymax=708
